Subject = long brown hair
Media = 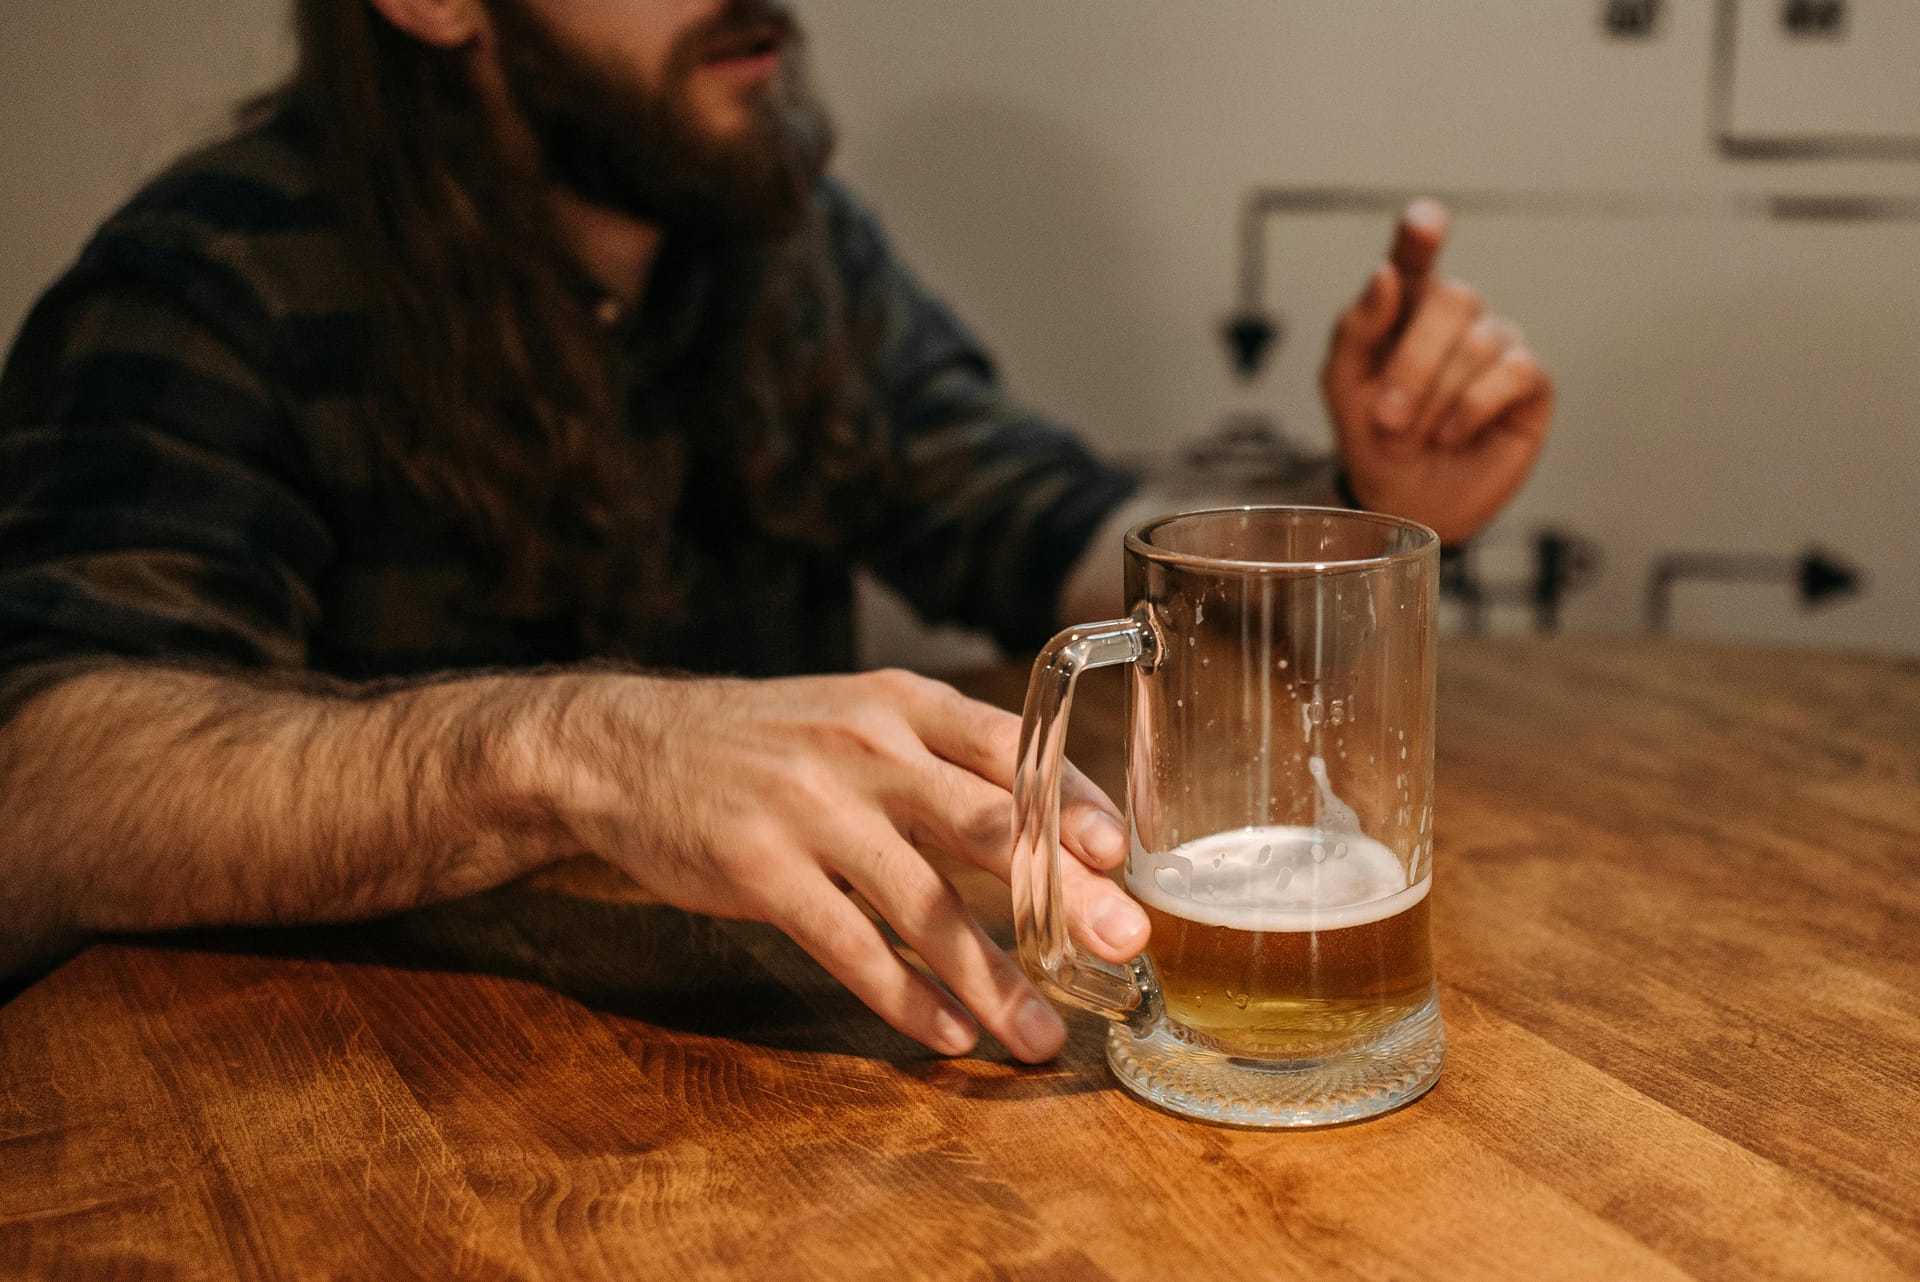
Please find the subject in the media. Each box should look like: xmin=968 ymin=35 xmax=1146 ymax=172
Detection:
xmin=259 ymin=1 xmax=879 ymax=648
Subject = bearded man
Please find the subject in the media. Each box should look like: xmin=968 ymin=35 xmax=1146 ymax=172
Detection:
xmin=0 ymin=0 xmax=1552 ymax=1060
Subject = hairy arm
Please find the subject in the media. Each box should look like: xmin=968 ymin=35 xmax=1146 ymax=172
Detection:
xmin=0 ymin=663 xmax=583 ymax=977
xmin=0 ymin=661 xmax=1145 ymax=1063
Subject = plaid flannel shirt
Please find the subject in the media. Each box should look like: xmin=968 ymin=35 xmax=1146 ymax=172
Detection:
xmin=0 ymin=117 xmax=1138 ymax=722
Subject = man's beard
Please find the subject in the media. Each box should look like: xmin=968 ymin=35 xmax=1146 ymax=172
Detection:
xmin=489 ymin=0 xmax=835 ymax=242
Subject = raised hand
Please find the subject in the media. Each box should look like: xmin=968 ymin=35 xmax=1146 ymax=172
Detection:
xmin=1320 ymin=199 xmax=1554 ymax=546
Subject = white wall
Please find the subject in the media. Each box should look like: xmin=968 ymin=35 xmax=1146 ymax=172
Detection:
xmin=3 ymin=2 xmax=1915 ymax=657
xmin=0 ymin=1 xmax=293 ymax=333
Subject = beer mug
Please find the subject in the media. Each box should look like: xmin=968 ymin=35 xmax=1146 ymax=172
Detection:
xmin=1013 ymin=506 xmax=1443 ymax=1127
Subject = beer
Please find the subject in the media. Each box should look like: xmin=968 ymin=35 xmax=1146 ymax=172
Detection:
xmin=1129 ymin=826 xmax=1433 ymax=1057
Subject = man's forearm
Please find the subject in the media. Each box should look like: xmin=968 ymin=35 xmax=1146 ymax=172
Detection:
xmin=0 ymin=664 xmax=586 ymax=975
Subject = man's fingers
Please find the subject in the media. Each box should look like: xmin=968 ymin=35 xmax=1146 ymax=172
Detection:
xmin=1413 ymin=315 xmax=1517 ymax=442
xmin=1057 ymin=764 xmax=1128 ymax=867
xmin=1435 ymin=344 xmax=1551 ymax=448
xmin=1062 ymin=858 xmax=1150 ymax=962
xmin=1390 ymin=198 xmax=1449 ymax=286
xmin=885 ymin=671 xmax=1020 ymax=784
xmin=894 ymin=752 xmax=1013 ymax=871
xmin=890 ymin=672 xmax=1127 ymax=870
xmin=873 ymin=673 xmax=1147 ymax=954
xmin=899 ymin=752 xmax=1129 ymax=883
xmin=1374 ymin=280 xmax=1481 ymax=436
xmin=838 ymin=828 xmax=1068 ymax=1063
xmin=768 ymin=870 xmax=984 ymax=1058
xmin=1346 ymin=264 xmax=1402 ymax=349
xmin=1322 ymin=265 xmax=1402 ymax=437
xmin=905 ymin=787 xmax=1142 ymax=962
xmin=1326 ymin=200 xmax=1451 ymax=443
xmin=1503 ymin=366 xmax=1556 ymax=445
xmin=1062 ymin=801 xmax=1128 ymax=870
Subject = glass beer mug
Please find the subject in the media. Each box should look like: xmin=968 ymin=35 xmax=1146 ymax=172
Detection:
xmin=1013 ymin=507 xmax=1443 ymax=1127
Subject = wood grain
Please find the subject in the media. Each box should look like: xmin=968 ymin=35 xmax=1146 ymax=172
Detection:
xmin=2 ymin=638 xmax=1916 ymax=1281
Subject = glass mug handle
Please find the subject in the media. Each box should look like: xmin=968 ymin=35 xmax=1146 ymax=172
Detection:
xmin=1012 ymin=613 xmax=1163 ymax=1033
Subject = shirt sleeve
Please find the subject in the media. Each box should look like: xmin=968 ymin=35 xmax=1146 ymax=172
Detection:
xmin=822 ymin=181 xmax=1139 ymax=654
xmin=0 ymin=217 xmax=335 ymax=726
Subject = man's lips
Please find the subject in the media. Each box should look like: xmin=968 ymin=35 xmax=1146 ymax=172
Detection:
xmin=701 ymin=24 xmax=787 ymax=65
xmin=705 ymin=48 xmax=780 ymax=78
xmin=697 ymin=25 xmax=785 ymax=83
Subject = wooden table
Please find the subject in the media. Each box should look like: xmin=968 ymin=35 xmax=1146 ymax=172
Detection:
xmin=3 ymin=638 xmax=1917 ymax=1280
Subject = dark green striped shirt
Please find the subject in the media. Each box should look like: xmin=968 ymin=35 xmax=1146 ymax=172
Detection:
xmin=0 ymin=119 xmax=1136 ymax=720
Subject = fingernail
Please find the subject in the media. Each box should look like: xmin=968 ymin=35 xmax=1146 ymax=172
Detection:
xmin=1014 ymin=997 xmax=1066 ymax=1059
xmin=1092 ymin=896 xmax=1150 ymax=954
xmin=931 ymin=1008 xmax=977 ymax=1057
xmin=1376 ymin=387 xmax=1412 ymax=432
xmin=1406 ymin=197 xmax=1446 ymax=229
xmin=1077 ymin=811 xmax=1128 ymax=862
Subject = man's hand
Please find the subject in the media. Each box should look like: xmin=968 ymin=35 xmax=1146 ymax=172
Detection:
xmin=545 ymin=668 xmax=1147 ymax=1063
xmin=1320 ymin=199 xmax=1554 ymax=546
